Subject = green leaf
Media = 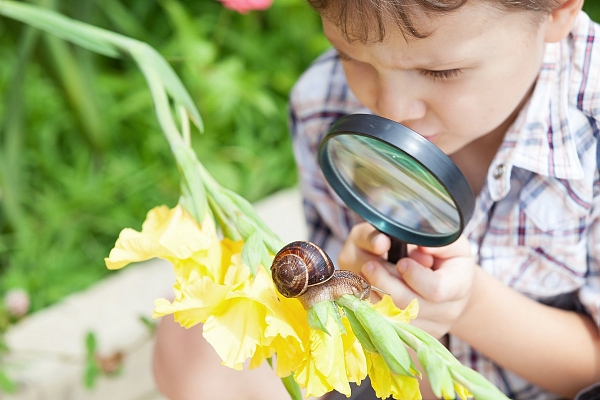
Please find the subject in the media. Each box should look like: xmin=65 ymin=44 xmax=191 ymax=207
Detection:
xmin=417 ymin=346 xmax=453 ymax=399
xmin=84 ymin=361 xmax=100 ymax=389
xmin=330 ymin=301 xmax=346 ymax=335
xmin=451 ymin=364 xmax=510 ymax=400
xmin=171 ymin=145 xmax=207 ymax=222
xmin=395 ymin=321 xmax=458 ymax=365
xmin=281 ymin=373 xmax=303 ymax=400
xmin=224 ymin=187 xmax=283 ymax=251
xmin=337 ymin=295 xmax=412 ymax=376
xmin=85 ymin=331 xmax=97 ymax=356
xmin=128 ymin=43 xmax=203 ymax=132
xmin=341 ymin=305 xmax=378 ymax=353
xmin=241 ymin=230 xmax=262 ymax=276
xmin=307 ymin=301 xmax=331 ymax=335
xmin=0 ymin=0 xmax=204 ymax=146
xmin=0 ymin=1 xmax=120 ymax=58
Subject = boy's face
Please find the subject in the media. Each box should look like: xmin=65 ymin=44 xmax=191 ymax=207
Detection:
xmin=322 ymin=2 xmax=549 ymax=155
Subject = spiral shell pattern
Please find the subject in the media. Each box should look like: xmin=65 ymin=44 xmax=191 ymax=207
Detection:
xmin=271 ymin=241 xmax=335 ymax=298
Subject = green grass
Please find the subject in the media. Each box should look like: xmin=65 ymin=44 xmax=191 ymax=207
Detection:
xmin=0 ymin=0 xmax=329 ymax=318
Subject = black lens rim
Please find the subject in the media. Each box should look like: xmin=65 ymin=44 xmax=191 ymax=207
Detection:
xmin=318 ymin=114 xmax=475 ymax=247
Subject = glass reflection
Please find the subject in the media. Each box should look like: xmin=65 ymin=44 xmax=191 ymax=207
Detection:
xmin=327 ymin=135 xmax=459 ymax=235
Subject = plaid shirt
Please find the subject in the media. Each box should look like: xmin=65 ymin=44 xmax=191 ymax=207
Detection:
xmin=289 ymin=11 xmax=600 ymax=400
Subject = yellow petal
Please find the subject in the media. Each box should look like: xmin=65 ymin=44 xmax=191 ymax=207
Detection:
xmin=454 ymin=382 xmax=472 ymax=400
xmin=105 ymin=204 xmax=216 ymax=270
xmin=270 ymin=335 xmax=306 ymax=377
xmin=152 ymin=276 xmax=229 ymax=327
xmin=372 ymin=296 xmax=419 ymax=323
xmin=366 ymin=352 xmax=421 ymax=400
xmin=171 ymin=236 xmax=222 ymax=287
xmin=155 ymin=205 xmax=217 ymax=260
xmin=221 ymin=239 xmax=251 ymax=288
xmin=217 ymin=266 xmax=306 ymax=371
xmin=203 ymin=297 xmax=268 ymax=370
xmin=294 ymin=311 xmax=352 ymax=398
xmin=249 ymin=268 xmax=306 ymax=343
xmin=341 ymin=317 xmax=367 ymax=384
xmin=105 ymin=227 xmax=172 ymax=270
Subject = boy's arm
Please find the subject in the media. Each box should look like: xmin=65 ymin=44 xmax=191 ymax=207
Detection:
xmin=343 ymin=221 xmax=600 ymax=398
xmin=451 ymin=268 xmax=600 ymax=398
xmin=452 ymin=188 xmax=600 ymax=397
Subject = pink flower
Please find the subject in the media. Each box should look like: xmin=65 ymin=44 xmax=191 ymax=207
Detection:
xmin=218 ymin=0 xmax=273 ymax=13
xmin=4 ymin=288 xmax=30 ymax=317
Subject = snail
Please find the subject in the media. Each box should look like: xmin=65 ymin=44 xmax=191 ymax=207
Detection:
xmin=270 ymin=241 xmax=386 ymax=309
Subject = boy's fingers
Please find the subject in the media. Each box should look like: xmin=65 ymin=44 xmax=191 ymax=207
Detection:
xmin=339 ymin=246 xmax=387 ymax=273
xmin=418 ymin=236 xmax=471 ymax=260
xmin=396 ymin=258 xmax=441 ymax=301
xmin=407 ymin=247 xmax=434 ymax=268
xmin=349 ymin=222 xmax=390 ymax=254
xmin=361 ymin=261 xmax=420 ymax=307
xmin=397 ymin=258 xmax=466 ymax=302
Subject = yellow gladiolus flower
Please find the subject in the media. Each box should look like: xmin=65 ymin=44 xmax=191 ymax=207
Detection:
xmin=104 ymin=204 xmax=221 ymax=281
xmin=199 ymin=265 xmax=304 ymax=370
xmin=105 ymin=204 xmax=306 ymax=372
xmin=105 ymin=201 xmax=501 ymax=400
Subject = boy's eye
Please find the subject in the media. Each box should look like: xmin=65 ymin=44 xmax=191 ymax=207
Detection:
xmin=421 ymin=69 xmax=463 ymax=81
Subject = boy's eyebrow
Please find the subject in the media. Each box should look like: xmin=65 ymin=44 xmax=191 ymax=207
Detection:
xmin=333 ymin=44 xmax=470 ymax=70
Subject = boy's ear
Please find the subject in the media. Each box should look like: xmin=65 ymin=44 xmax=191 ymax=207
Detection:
xmin=544 ymin=0 xmax=584 ymax=43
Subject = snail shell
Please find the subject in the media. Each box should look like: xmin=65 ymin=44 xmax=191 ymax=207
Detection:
xmin=271 ymin=241 xmax=334 ymax=298
xmin=271 ymin=241 xmax=376 ymax=309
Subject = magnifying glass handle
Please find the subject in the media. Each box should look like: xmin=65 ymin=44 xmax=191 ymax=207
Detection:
xmin=387 ymin=237 xmax=408 ymax=264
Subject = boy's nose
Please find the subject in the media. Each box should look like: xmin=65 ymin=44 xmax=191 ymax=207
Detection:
xmin=375 ymin=79 xmax=427 ymax=126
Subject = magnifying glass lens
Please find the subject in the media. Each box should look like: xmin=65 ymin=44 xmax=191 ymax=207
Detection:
xmin=327 ymin=135 xmax=460 ymax=236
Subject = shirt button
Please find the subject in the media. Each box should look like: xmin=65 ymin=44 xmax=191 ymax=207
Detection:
xmin=493 ymin=164 xmax=506 ymax=179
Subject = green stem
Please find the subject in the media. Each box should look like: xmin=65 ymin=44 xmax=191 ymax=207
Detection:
xmin=281 ymin=374 xmax=303 ymax=400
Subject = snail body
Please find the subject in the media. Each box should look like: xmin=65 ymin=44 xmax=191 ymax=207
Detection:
xmin=271 ymin=241 xmax=379 ymax=309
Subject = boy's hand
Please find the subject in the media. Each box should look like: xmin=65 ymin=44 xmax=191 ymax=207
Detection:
xmin=338 ymin=222 xmax=478 ymax=339
xmin=338 ymin=223 xmax=435 ymax=275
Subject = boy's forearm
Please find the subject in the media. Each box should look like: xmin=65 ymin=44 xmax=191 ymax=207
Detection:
xmin=451 ymin=268 xmax=600 ymax=397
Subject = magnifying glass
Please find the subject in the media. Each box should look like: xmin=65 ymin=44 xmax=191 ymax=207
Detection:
xmin=318 ymin=114 xmax=475 ymax=264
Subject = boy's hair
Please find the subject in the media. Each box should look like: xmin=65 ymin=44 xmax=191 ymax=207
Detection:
xmin=308 ymin=0 xmax=562 ymax=42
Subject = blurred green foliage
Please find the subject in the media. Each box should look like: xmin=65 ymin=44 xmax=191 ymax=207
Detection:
xmin=0 ymin=1 xmax=598 ymax=320
xmin=584 ymin=1 xmax=600 ymax=20
xmin=0 ymin=0 xmax=329 ymax=316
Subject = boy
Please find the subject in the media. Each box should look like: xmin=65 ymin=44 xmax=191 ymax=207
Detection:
xmin=153 ymin=0 xmax=600 ymax=398
xmin=290 ymin=0 xmax=600 ymax=398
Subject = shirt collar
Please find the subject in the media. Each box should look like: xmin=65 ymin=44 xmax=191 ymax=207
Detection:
xmin=488 ymin=37 xmax=584 ymax=200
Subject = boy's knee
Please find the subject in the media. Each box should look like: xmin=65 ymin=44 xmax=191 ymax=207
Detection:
xmin=152 ymin=318 xmax=182 ymax=398
xmin=151 ymin=317 xmax=208 ymax=399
